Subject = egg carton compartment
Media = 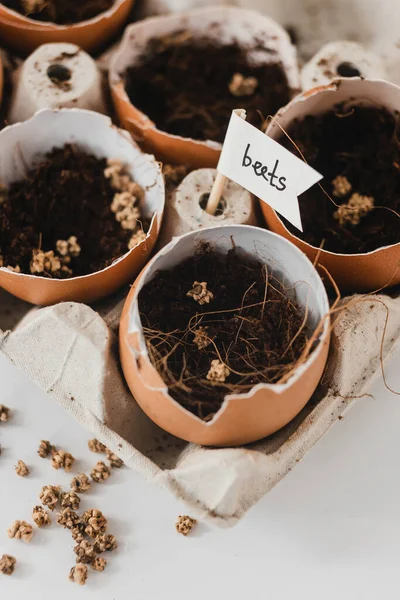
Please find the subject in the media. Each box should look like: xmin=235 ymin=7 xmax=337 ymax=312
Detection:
xmin=1 ymin=286 xmax=399 ymax=526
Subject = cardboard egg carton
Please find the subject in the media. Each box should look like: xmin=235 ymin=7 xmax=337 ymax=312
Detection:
xmin=1 ymin=2 xmax=400 ymax=525
xmin=1 ymin=286 xmax=399 ymax=526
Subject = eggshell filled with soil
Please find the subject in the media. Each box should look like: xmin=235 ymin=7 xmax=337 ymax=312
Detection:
xmin=109 ymin=6 xmax=300 ymax=167
xmin=120 ymin=225 xmax=330 ymax=447
xmin=8 ymin=43 xmax=108 ymax=123
xmin=0 ymin=0 xmax=135 ymax=56
xmin=261 ymin=78 xmax=400 ymax=292
xmin=0 ymin=108 xmax=164 ymax=305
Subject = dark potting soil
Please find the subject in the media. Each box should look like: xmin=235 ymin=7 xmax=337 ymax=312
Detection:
xmin=124 ymin=32 xmax=293 ymax=143
xmin=2 ymin=0 xmax=114 ymax=24
xmin=139 ymin=245 xmax=311 ymax=421
xmin=0 ymin=144 xmax=149 ymax=277
xmin=279 ymin=105 xmax=400 ymax=254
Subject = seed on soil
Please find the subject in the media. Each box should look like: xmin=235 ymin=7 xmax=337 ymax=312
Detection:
xmin=186 ymin=281 xmax=214 ymax=305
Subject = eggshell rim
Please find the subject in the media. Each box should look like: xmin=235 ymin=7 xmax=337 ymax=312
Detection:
xmin=109 ymin=5 xmax=301 ymax=149
xmin=265 ymin=77 xmax=400 ymax=258
xmin=0 ymin=0 xmax=132 ymax=30
xmin=0 ymin=107 xmax=164 ymax=285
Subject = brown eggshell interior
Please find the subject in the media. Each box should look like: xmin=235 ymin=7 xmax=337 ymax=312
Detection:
xmin=120 ymin=225 xmax=330 ymax=447
xmin=0 ymin=108 xmax=164 ymax=306
xmin=0 ymin=0 xmax=135 ymax=55
xmin=261 ymin=78 xmax=400 ymax=293
xmin=109 ymin=6 xmax=300 ymax=167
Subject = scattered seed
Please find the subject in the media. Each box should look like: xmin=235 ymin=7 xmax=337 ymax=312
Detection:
xmin=15 ymin=460 xmax=29 ymax=477
xmin=0 ymin=554 xmax=16 ymax=575
xmin=7 ymin=520 xmax=33 ymax=543
xmin=176 ymin=515 xmax=197 ymax=536
xmin=90 ymin=461 xmax=110 ymax=483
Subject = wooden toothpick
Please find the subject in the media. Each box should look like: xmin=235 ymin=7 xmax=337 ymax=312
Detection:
xmin=205 ymin=109 xmax=247 ymax=215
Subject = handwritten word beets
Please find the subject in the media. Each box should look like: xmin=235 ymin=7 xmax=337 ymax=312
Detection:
xmin=242 ymin=143 xmax=287 ymax=191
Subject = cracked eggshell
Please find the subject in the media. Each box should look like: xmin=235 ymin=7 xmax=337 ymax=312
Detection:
xmin=8 ymin=43 xmax=108 ymax=124
xmin=0 ymin=108 xmax=164 ymax=306
xmin=0 ymin=53 xmax=3 ymax=108
xmin=301 ymin=41 xmax=387 ymax=91
xmin=261 ymin=78 xmax=400 ymax=293
xmin=109 ymin=6 xmax=300 ymax=167
xmin=0 ymin=0 xmax=135 ymax=56
xmin=120 ymin=225 xmax=330 ymax=447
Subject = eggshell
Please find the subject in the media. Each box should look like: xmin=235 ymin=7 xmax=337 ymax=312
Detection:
xmin=261 ymin=78 xmax=400 ymax=293
xmin=0 ymin=108 xmax=164 ymax=306
xmin=0 ymin=0 xmax=135 ymax=56
xmin=0 ymin=53 xmax=3 ymax=108
xmin=109 ymin=6 xmax=300 ymax=167
xmin=120 ymin=225 xmax=330 ymax=447
xmin=301 ymin=41 xmax=387 ymax=90
xmin=8 ymin=43 xmax=108 ymax=123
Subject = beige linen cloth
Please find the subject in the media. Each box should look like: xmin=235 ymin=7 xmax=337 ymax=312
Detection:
xmin=1 ymin=291 xmax=399 ymax=526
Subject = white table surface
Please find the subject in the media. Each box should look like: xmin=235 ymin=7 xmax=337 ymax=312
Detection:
xmin=1 ymin=347 xmax=400 ymax=600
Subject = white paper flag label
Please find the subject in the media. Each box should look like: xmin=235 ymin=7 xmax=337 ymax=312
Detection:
xmin=217 ymin=111 xmax=323 ymax=231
